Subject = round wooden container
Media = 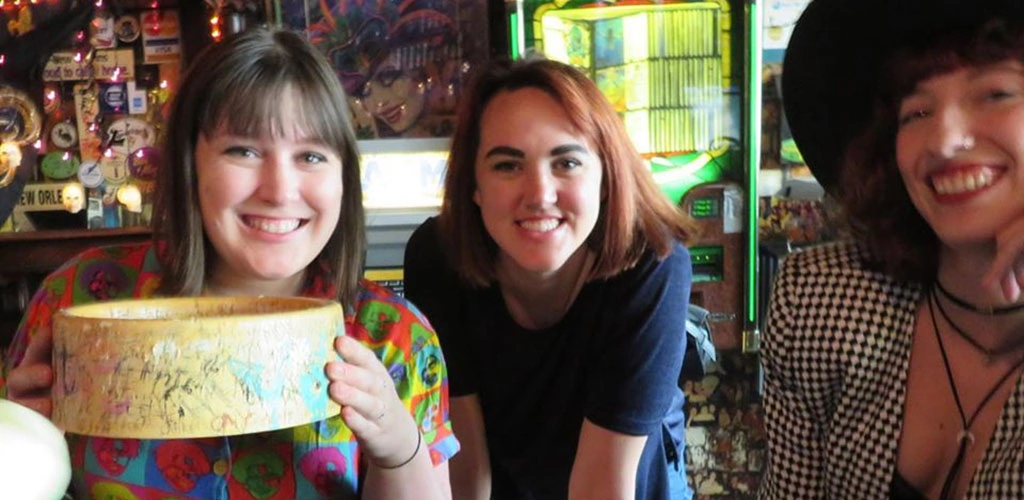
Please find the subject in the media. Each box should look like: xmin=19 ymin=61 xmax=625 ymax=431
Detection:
xmin=52 ymin=296 xmax=344 ymax=439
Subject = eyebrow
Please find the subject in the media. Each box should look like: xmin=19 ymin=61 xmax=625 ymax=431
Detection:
xmin=483 ymin=143 xmax=590 ymax=159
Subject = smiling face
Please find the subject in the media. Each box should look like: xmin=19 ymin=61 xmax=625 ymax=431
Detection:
xmin=195 ymin=93 xmax=344 ymax=294
xmin=472 ymin=87 xmax=603 ymax=278
xmin=358 ymin=52 xmax=426 ymax=135
xmin=895 ymin=60 xmax=1024 ymax=247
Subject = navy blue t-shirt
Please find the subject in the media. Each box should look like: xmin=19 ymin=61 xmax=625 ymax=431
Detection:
xmin=405 ymin=217 xmax=692 ymax=500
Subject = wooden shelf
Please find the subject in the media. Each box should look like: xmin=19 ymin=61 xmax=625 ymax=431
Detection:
xmin=0 ymin=227 xmax=152 ymax=274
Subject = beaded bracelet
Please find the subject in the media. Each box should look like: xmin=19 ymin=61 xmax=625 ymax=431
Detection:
xmin=374 ymin=431 xmax=422 ymax=470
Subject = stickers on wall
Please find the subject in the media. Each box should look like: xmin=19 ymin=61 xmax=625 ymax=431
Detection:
xmin=105 ymin=117 xmax=156 ymax=154
xmin=50 ymin=121 xmax=78 ymax=150
xmin=77 ymin=161 xmax=104 ymax=189
xmin=99 ymin=150 xmax=129 ymax=185
xmin=40 ymin=151 xmax=81 ymax=180
xmin=90 ymin=9 xmax=117 ymax=49
xmin=141 ymin=10 xmax=181 ymax=64
xmin=127 ymin=147 xmax=160 ymax=181
xmin=115 ymin=15 xmax=141 ymax=44
xmin=99 ymin=83 xmax=128 ymax=114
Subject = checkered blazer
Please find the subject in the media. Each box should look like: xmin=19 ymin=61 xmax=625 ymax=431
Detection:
xmin=758 ymin=241 xmax=1024 ymax=499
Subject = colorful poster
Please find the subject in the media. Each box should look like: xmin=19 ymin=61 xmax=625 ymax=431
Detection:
xmin=281 ymin=0 xmax=486 ymax=140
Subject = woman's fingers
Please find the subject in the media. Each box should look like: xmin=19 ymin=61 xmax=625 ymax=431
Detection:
xmin=7 ymin=328 xmax=55 ymax=417
xmin=984 ymin=216 xmax=1024 ymax=302
xmin=325 ymin=335 xmax=418 ymax=465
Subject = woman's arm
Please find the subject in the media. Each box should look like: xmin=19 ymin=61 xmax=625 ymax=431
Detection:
xmin=577 ymin=243 xmax=692 ymax=499
xmin=448 ymin=395 xmax=491 ymax=500
xmin=568 ymin=419 xmax=647 ymax=500
xmin=757 ymin=257 xmax=827 ymax=499
xmin=328 ymin=335 xmax=453 ymax=500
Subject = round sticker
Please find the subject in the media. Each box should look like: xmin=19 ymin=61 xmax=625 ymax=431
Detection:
xmin=127 ymin=147 xmax=160 ymax=180
xmin=50 ymin=121 xmax=78 ymax=149
xmin=100 ymin=151 xmax=129 ymax=185
xmin=101 ymin=85 xmax=126 ymax=112
xmin=0 ymin=86 xmax=42 ymax=144
xmin=115 ymin=15 xmax=140 ymax=43
xmin=106 ymin=117 xmax=156 ymax=152
xmin=40 ymin=151 xmax=81 ymax=180
xmin=78 ymin=161 xmax=104 ymax=188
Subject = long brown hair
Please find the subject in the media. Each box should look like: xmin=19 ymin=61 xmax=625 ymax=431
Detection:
xmin=153 ymin=28 xmax=365 ymax=307
xmin=439 ymin=58 xmax=695 ymax=287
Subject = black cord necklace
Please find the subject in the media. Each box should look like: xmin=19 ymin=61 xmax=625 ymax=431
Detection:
xmin=935 ymin=279 xmax=1024 ymax=315
xmin=933 ymin=288 xmax=1024 ymax=365
xmin=927 ymin=291 xmax=1024 ymax=500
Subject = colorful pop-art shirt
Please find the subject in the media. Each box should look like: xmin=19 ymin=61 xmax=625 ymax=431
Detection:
xmin=0 ymin=242 xmax=458 ymax=499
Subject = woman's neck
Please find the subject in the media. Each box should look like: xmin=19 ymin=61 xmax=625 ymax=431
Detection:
xmin=936 ymin=244 xmax=1024 ymax=352
xmin=205 ymin=267 xmax=306 ymax=298
xmin=497 ymin=247 xmax=594 ymax=330
xmin=937 ymin=243 xmax=1018 ymax=307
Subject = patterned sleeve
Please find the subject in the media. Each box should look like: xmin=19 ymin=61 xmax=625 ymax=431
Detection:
xmin=758 ymin=253 xmax=828 ymax=499
xmin=348 ymin=282 xmax=460 ymax=465
xmin=1 ymin=260 xmax=76 ymax=399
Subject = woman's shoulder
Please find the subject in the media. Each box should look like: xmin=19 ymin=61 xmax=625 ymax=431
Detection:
xmin=42 ymin=240 xmax=159 ymax=287
xmin=773 ymin=239 xmax=921 ymax=314
xmin=608 ymin=240 xmax=691 ymax=287
xmin=352 ymin=279 xmax=435 ymax=331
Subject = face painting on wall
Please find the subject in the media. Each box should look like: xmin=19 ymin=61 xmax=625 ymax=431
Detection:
xmin=294 ymin=0 xmax=464 ymax=140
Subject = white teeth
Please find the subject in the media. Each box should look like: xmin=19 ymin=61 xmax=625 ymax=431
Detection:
xmin=933 ymin=170 xmax=994 ymax=195
xmin=246 ymin=218 xmax=300 ymax=234
xmin=519 ymin=219 xmax=560 ymax=232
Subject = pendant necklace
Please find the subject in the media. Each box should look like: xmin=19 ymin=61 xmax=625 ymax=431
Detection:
xmin=926 ymin=290 xmax=1024 ymax=500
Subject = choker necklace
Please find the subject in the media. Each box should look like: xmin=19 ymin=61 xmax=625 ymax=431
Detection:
xmin=933 ymin=286 xmax=1024 ymax=365
xmin=935 ymin=280 xmax=1024 ymax=316
xmin=927 ymin=291 xmax=1024 ymax=500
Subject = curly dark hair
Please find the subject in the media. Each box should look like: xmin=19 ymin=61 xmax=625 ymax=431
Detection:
xmin=838 ymin=18 xmax=1024 ymax=284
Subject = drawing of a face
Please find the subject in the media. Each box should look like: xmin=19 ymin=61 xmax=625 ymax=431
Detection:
xmin=299 ymin=448 xmax=347 ymax=497
xmin=90 ymin=481 xmax=139 ymax=500
xmin=231 ymin=451 xmax=286 ymax=498
xmin=92 ymin=438 xmax=140 ymax=476
xmin=63 ymin=183 xmax=85 ymax=213
xmin=361 ymin=301 xmax=400 ymax=339
xmin=154 ymin=441 xmax=210 ymax=492
xmin=354 ymin=52 xmax=426 ymax=135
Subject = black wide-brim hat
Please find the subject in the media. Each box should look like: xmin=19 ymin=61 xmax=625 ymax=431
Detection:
xmin=782 ymin=0 xmax=1024 ymax=192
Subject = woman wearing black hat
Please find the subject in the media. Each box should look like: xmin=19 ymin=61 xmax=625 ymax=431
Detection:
xmin=760 ymin=1 xmax=1024 ymax=499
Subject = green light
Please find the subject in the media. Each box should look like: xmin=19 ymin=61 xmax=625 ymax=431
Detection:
xmin=745 ymin=1 xmax=763 ymax=339
xmin=510 ymin=13 xmax=520 ymax=60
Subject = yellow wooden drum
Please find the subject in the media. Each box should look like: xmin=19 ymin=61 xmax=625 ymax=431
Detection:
xmin=51 ymin=296 xmax=344 ymax=439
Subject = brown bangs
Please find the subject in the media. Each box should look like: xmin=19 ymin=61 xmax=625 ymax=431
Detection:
xmin=197 ymin=66 xmax=352 ymax=156
xmin=884 ymin=19 xmax=1024 ymax=103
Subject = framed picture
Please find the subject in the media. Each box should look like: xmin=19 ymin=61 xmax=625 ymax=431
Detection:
xmin=280 ymin=0 xmax=491 ymax=140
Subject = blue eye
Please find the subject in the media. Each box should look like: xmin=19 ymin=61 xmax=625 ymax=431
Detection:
xmin=301 ymin=152 xmax=327 ymax=164
xmin=225 ymin=146 xmax=258 ymax=158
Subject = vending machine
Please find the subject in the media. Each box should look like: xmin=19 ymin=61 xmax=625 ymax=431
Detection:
xmin=505 ymin=0 xmax=758 ymax=350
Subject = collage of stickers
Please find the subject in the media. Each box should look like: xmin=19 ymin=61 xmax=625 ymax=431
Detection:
xmin=4 ymin=4 xmax=182 ymax=232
